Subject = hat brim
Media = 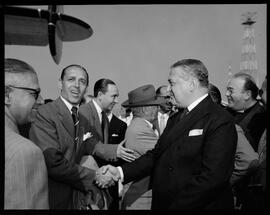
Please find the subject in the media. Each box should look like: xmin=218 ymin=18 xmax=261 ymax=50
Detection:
xmin=122 ymin=97 xmax=166 ymax=108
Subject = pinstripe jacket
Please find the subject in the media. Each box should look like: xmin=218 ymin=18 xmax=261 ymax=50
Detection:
xmin=5 ymin=107 xmax=49 ymax=209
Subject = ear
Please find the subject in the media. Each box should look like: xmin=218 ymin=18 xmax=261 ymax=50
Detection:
xmin=244 ymin=90 xmax=252 ymax=100
xmin=5 ymin=86 xmax=12 ymax=105
xmin=188 ymin=77 xmax=196 ymax=91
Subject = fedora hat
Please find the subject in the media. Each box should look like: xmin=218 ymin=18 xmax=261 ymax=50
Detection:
xmin=122 ymin=84 xmax=166 ymax=107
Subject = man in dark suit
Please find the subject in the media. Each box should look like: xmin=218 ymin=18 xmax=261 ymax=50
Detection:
xmin=106 ymin=109 xmax=128 ymax=210
xmin=79 ymin=78 xmax=137 ymax=210
xmin=225 ymin=72 xmax=266 ymax=152
xmin=97 ymin=59 xmax=238 ymax=210
xmin=29 ymin=65 xmax=115 ymax=209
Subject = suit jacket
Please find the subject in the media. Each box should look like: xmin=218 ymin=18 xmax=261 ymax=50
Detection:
xmin=29 ymin=97 xmax=111 ymax=209
xmin=79 ymin=100 xmax=119 ymax=166
xmin=227 ymin=101 xmax=266 ymax=151
xmin=230 ymin=125 xmax=259 ymax=186
xmin=122 ymin=117 xmax=158 ymax=209
xmin=122 ymin=96 xmax=237 ymax=210
xmin=5 ymin=108 xmax=49 ymax=209
xmin=109 ymin=114 xmax=127 ymax=145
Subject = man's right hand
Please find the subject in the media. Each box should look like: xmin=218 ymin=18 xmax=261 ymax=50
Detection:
xmin=95 ymin=165 xmax=121 ymax=188
xmin=117 ymin=139 xmax=139 ymax=162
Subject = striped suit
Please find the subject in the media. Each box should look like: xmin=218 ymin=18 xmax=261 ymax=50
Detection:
xmin=5 ymin=107 xmax=49 ymax=209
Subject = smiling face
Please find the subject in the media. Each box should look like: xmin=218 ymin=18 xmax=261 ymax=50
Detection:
xmin=5 ymin=72 xmax=42 ymax=125
xmin=226 ymin=77 xmax=247 ymax=111
xmin=99 ymin=84 xmax=119 ymax=112
xmin=59 ymin=66 xmax=88 ymax=105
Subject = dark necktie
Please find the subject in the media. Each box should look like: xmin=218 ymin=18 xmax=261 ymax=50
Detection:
xmin=101 ymin=111 xmax=109 ymax=144
xmin=179 ymin=108 xmax=189 ymax=120
xmin=71 ymin=106 xmax=79 ymax=145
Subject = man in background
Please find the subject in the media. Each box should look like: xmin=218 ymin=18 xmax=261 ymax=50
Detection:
xmin=79 ymin=78 xmax=137 ymax=210
xmin=5 ymin=58 xmax=48 ymax=209
xmin=120 ymin=84 xmax=164 ymax=209
xmin=226 ymin=72 xmax=266 ymax=152
xmin=154 ymin=85 xmax=174 ymax=136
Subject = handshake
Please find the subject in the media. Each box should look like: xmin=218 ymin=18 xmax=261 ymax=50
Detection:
xmin=94 ymin=165 xmax=121 ymax=189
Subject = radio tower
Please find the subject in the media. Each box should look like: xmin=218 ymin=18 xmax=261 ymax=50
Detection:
xmin=240 ymin=12 xmax=259 ymax=85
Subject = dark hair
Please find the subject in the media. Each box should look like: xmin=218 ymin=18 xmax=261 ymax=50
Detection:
xmin=208 ymin=83 xmax=222 ymax=105
xmin=171 ymin=59 xmax=209 ymax=87
xmin=93 ymin=79 xmax=116 ymax=97
xmin=60 ymin=64 xmax=89 ymax=86
xmin=233 ymin=72 xmax=258 ymax=99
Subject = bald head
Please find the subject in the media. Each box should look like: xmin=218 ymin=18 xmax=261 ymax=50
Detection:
xmin=5 ymin=58 xmax=41 ymax=125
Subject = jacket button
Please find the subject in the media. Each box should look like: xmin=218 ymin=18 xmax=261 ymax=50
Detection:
xmin=169 ymin=166 xmax=173 ymax=171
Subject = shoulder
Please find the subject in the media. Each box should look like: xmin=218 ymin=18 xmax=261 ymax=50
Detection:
xmin=6 ymin=134 xmax=43 ymax=161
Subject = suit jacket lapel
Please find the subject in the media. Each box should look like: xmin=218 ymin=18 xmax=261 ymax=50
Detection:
xmin=89 ymin=101 xmax=103 ymax=139
xmin=158 ymin=96 xmax=211 ymax=155
xmin=55 ymin=97 xmax=75 ymax=138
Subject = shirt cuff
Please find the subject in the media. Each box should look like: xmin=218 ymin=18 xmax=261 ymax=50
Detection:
xmin=117 ymin=166 xmax=124 ymax=182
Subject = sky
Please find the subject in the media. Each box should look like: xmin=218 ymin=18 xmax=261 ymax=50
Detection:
xmin=5 ymin=4 xmax=266 ymax=114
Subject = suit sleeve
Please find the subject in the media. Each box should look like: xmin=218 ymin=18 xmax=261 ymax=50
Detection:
xmin=29 ymin=108 xmax=96 ymax=193
xmin=230 ymin=125 xmax=259 ymax=185
xmin=169 ymin=118 xmax=237 ymax=209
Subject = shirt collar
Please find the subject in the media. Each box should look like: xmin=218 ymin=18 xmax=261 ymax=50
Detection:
xmin=158 ymin=111 xmax=169 ymax=119
xmin=107 ymin=112 xmax=113 ymax=122
xmin=187 ymin=94 xmax=208 ymax=112
xmin=60 ymin=96 xmax=79 ymax=114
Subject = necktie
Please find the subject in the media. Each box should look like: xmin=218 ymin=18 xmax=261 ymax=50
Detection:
xmin=179 ymin=108 xmax=189 ymax=120
xmin=101 ymin=111 xmax=109 ymax=144
xmin=71 ymin=106 xmax=79 ymax=145
xmin=159 ymin=114 xmax=166 ymax=135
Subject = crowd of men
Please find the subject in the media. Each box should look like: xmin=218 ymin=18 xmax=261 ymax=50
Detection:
xmin=4 ymin=58 xmax=266 ymax=211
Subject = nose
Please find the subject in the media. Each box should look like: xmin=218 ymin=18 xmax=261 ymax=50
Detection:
xmin=225 ymin=90 xmax=230 ymax=97
xmin=36 ymin=94 xmax=44 ymax=105
xmin=114 ymin=97 xmax=119 ymax=104
xmin=167 ymin=85 xmax=171 ymax=92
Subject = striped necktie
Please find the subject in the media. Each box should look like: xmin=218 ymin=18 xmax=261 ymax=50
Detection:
xmin=71 ymin=106 xmax=79 ymax=145
xmin=101 ymin=111 xmax=109 ymax=144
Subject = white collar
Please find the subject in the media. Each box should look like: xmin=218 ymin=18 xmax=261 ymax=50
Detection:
xmin=60 ymin=96 xmax=79 ymax=114
xmin=158 ymin=111 xmax=169 ymax=119
xmin=107 ymin=112 xmax=113 ymax=122
xmin=187 ymin=94 xmax=208 ymax=112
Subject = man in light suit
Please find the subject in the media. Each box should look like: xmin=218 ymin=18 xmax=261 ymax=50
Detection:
xmin=120 ymin=84 xmax=164 ymax=210
xmin=29 ymin=65 xmax=114 ymax=209
xmin=5 ymin=58 xmax=49 ymax=209
xmin=97 ymin=59 xmax=238 ymax=210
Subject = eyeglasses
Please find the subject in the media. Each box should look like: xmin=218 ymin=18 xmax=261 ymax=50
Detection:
xmin=7 ymin=85 xmax=40 ymax=100
xmin=157 ymin=95 xmax=171 ymax=99
xmin=258 ymin=89 xmax=263 ymax=97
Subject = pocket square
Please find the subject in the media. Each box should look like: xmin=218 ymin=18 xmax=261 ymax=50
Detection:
xmin=112 ymin=134 xmax=119 ymax=137
xmin=188 ymin=129 xmax=203 ymax=136
xmin=83 ymin=132 xmax=93 ymax=141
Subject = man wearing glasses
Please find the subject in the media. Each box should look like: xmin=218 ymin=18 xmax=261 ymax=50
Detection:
xmin=4 ymin=58 xmax=49 ymax=209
